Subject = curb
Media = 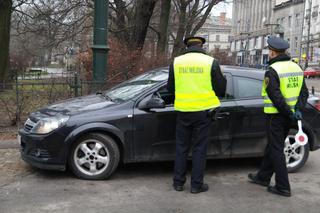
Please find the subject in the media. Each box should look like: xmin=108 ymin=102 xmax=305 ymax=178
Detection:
xmin=0 ymin=140 xmax=19 ymax=149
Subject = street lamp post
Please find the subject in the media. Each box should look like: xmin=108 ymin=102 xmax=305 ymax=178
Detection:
xmin=305 ymin=0 xmax=312 ymax=69
xmin=92 ymin=0 xmax=109 ymax=86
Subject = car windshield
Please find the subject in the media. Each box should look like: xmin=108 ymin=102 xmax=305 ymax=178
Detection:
xmin=104 ymin=69 xmax=168 ymax=102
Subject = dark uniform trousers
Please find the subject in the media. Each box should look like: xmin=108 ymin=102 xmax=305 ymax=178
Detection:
xmin=173 ymin=110 xmax=211 ymax=188
xmin=257 ymin=114 xmax=291 ymax=190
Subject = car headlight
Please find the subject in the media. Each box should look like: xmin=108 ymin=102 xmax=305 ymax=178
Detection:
xmin=31 ymin=116 xmax=69 ymax=134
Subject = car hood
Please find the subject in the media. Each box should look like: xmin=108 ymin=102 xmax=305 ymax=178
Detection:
xmin=31 ymin=94 xmax=116 ymax=118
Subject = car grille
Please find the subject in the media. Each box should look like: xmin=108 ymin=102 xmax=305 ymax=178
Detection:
xmin=24 ymin=118 xmax=36 ymax=132
xmin=29 ymin=148 xmax=51 ymax=159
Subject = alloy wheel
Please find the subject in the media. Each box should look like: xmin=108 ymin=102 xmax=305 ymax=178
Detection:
xmin=284 ymin=134 xmax=305 ymax=169
xmin=73 ymin=139 xmax=110 ymax=176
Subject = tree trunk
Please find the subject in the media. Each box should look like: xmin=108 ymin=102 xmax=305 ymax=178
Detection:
xmin=130 ymin=0 xmax=157 ymax=50
xmin=113 ymin=0 xmax=130 ymax=44
xmin=0 ymin=0 xmax=12 ymax=83
xmin=156 ymin=0 xmax=171 ymax=58
xmin=171 ymin=2 xmax=187 ymax=58
xmin=190 ymin=1 xmax=217 ymax=36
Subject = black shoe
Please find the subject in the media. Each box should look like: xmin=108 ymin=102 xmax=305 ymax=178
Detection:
xmin=248 ymin=173 xmax=269 ymax=187
xmin=190 ymin=183 xmax=209 ymax=194
xmin=267 ymin=185 xmax=291 ymax=197
xmin=173 ymin=184 xmax=184 ymax=192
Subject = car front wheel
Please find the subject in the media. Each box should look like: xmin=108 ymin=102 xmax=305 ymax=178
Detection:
xmin=69 ymin=133 xmax=120 ymax=180
xmin=285 ymin=129 xmax=310 ymax=173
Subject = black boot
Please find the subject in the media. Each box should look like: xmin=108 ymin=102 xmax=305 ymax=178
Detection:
xmin=267 ymin=185 xmax=291 ymax=197
xmin=173 ymin=183 xmax=184 ymax=192
xmin=248 ymin=173 xmax=269 ymax=187
xmin=190 ymin=183 xmax=209 ymax=194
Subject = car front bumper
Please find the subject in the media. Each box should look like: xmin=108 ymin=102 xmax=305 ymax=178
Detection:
xmin=19 ymin=128 xmax=68 ymax=171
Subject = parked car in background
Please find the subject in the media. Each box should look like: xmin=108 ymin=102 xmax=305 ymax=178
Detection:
xmin=304 ymin=67 xmax=320 ymax=78
xmin=18 ymin=66 xmax=320 ymax=180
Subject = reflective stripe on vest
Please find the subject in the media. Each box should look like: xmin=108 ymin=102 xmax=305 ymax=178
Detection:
xmin=173 ymin=53 xmax=220 ymax=112
xmin=261 ymin=61 xmax=303 ymax=114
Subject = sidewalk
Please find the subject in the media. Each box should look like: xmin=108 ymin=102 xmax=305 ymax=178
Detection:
xmin=0 ymin=140 xmax=19 ymax=149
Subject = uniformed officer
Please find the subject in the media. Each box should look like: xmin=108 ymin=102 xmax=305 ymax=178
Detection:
xmin=248 ymin=36 xmax=309 ymax=197
xmin=167 ymin=36 xmax=226 ymax=194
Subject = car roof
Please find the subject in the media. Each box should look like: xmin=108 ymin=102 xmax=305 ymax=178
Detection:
xmin=155 ymin=65 xmax=265 ymax=80
xmin=221 ymin=65 xmax=265 ymax=79
xmin=306 ymin=67 xmax=320 ymax=70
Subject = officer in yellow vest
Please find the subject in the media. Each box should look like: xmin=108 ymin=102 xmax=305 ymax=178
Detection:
xmin=167 ymin=36 xmax=226 ymax=193
xmin=248 ymin=36 xmax=309 ymax=197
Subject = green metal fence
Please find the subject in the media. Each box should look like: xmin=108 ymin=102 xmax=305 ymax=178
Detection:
xmin=0 ymin=72 xmax=120 ymax=129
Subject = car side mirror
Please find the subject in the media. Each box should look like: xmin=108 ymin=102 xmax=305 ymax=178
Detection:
xmin=139 ymin=98 xmax=166 ymax=110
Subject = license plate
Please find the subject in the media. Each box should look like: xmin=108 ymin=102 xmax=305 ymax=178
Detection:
xmin=17 ymin=134 xmax=21 ymax=145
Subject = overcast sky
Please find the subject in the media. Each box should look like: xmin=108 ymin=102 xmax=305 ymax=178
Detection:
xmin=212 ymin=1 xmax=233 ymax=18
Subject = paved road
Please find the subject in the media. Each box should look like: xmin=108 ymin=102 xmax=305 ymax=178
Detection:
xmin=0 ymin=149 xmax=320 ymax=213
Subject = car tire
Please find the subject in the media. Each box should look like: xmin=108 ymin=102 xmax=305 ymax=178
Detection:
xmin=68 ymin=133 xmax=120 ymax=180
xmin=285 ymin=129 xmax=310 ymax=173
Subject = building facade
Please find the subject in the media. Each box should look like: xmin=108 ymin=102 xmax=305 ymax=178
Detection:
xmin=198 ymin=13 xmax=232 ymax=53
xmin=301 ymin=0 xmax=320 ymax=67
xmin=273 ymin=0 xmax=305 ymax=60
xmin=231 ymin=0 xmax=275 ymax=67
xmin=166 ymin=13 xmax=231 ymax=59
xmin=231 ymin=0 xmax=305 ymax=67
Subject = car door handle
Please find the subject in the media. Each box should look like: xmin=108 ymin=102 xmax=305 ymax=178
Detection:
xmin=216 ymin=112 xmax=230 ymax=119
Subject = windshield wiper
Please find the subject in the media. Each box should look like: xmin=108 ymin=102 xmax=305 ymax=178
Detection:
xmin=96 ymin=91 xmax=114 ymax=102
xmin=104 ymin=94 xmax=114 ymax=102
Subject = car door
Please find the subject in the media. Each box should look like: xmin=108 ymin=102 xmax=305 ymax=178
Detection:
xmin=207 ymin=73 xmax=236 ymax=158
xmin=231 ymin=75 xmax=267 ymax=157
xmin=132 ymin=76 xmax=237 ymax=161
xmin=132 ymin=85 xmax=177 ymax=161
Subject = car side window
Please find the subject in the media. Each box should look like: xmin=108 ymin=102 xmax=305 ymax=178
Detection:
xmin=234 ymin=76 xmax=262 ymax=99
xmin=221 ymin=73 xmax=234 ymax=100
xmin=157 ymin=86 xmax=174 ymax=106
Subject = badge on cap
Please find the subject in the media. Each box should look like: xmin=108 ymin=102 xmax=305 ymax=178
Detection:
xmin=183 ymin=36 xmax=206 ymax=45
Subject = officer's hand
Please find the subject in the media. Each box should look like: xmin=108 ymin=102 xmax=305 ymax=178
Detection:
xmin=294 ymin=110 xmax=302 ymax=120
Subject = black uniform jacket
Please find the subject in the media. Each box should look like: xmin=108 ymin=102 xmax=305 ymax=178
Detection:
xmin=265 ymin=54 xmax=309 ymax=119
xmin=167 ymin=46 xmax=227 ymax=98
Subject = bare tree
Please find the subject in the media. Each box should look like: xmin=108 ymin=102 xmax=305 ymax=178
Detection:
xmin=11 ymin=0 xmax=93 ymax=66
xmin=171 ymin=0 xmax=225 ymax=57
xmin=0 ymin=0 xmax=13 ymax=83
xmin=109 ymin=0 xmax=157 ymax=50
xmin=156 ymin=0 xmax=171 ymax=58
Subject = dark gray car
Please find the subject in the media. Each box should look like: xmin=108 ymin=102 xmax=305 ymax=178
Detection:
xmin=19 ymin=66 xmax=320 ymax=180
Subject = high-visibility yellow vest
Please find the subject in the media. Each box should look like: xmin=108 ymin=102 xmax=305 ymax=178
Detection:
xmin=262 ymin=61 xmax=304 ymax=114
xmin=173 ymin=52 xmax=220 ymax=112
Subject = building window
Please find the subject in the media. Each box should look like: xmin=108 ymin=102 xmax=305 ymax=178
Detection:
xmin=295 ymin=13 xmax=300 ymax=26
xmin=216 ymin=35 xmax=220 ymax=42
xmin=281 ymin=17 xmax=285 ymax=26
xmin=312 ymin=6 xmax=319 ymax=18
xmin=288 ymin=16 xmax=292 ymax=27
xmin=295 ymin=37 xmax=298 ymax=48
